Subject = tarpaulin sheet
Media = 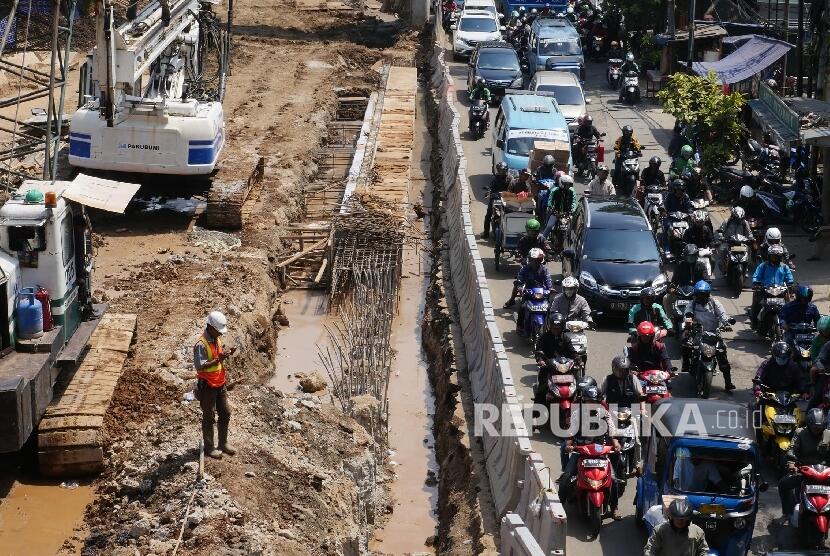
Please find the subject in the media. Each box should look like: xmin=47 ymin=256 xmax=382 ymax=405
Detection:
xmin=692 ymin=35 xmax=792 ymax=84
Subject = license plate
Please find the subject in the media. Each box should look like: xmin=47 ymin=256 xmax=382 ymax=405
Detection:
xmin=529 ymin=303 xmax=548 ymax=312
xmin=645 ymin=385 xmax=667 ymax=394
xmin=582 ymin=458 xmax=606 ymax=468
xmin=806 ymin=484 xmax=830 ymax=495
xmin=705 ymin=521 xmax=717 ymax=530
xmin=700 ymin=503 xmax=725 ymax=516
xmin=552 ymin=375 xmax=574 ymax=384
xmin=610 ymin=302 xmax=633 ymax=312
xmin=765 ymin=298 xmax=784 ymax=306
xmin=797 ymin=334 xmax=816 ymax=342
xmin=773 ymin=414 xmax=797 ymax=424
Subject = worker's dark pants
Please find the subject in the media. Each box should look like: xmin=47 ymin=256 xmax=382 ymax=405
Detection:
xmin=198 ymin=381 xmax=231 ymax=450
xmin=779 ymin=473 xmax=802 ymax=517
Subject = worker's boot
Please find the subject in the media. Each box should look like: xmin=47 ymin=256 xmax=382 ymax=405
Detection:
xmin=218 ymin=422 xmax=237 ymax=456
xmin=203 ymin=423 xmax=222 ymax=459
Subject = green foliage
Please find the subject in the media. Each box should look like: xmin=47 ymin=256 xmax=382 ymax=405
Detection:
xmin=637 ymin=33 xmax=661 ymax=70
xmin=602 ymin=0 xmax=662 ymax=31
xmin=657 ymin=71 xmax=748 ymax=172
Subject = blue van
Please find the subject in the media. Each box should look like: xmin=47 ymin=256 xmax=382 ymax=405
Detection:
xmin=527 ymin=18 xmax=585 ymax=81
xmin=491 ymin=90 xmax=571 ymax=173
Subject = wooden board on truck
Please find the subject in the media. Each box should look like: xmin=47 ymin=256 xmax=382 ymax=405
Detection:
xmin=528 ymin=140 xmax=570 ymax=174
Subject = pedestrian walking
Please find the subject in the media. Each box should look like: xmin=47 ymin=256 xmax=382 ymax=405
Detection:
xmin=193 ymin=311 xmax=237 ymax=459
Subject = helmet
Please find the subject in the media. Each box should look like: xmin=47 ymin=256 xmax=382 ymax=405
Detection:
xmin=476 ymin=76 xmax=485 ymax=86
xmin=518 ymin=5 xmax=525 ymax=12
xmin=548 ymin=311 xmax=566 ymax=329
xmin=531 ymin=8 xmax=537 ymax=13
xmin=819 ymin=315 xmax=830 ymax=334
xmin=528 ymin=247 xmax=545 ymax=262
xmin=685 ymin=244 xmax=698 ymax=259
xmin=626 ymin=52 xmax=634 ymax=63
xmin=796 ymin=285 xmax=813 ymax=303
xmin=767 ymin=244 xmax=784 ymax=258
xmin=691 ymin=210 xmax=706 ymax=225
xmin=581 ymin=385 xmax=601 ymax=402
xmin=567 ymin=5 xmax=573 ymax=13
xmin=577 ymin=375 xmax=598 ymax=391
xmin=597 ymin=164 xmax=609 ymax=174
xmin=765 ymin=227 xmax=782 ymax=242
xmin=583 ymin=114 xmax=593 ymax=125
xmin=693 ymin=280 xmax=711 ymax=294
xmin=730 ymin=206 xmax=745 ymax=220
xmin=671 ymin=178 xmax=685 ymax=190
xmin=681 ymin=144 xmax=693 ymax=158
xmin=622 ymin=125 xmax=633 ymax=138
xmin=637 ymin=321 xmax=656 ymax=340
xmin=807 ymin=408 xmax=826 ymax=430
xmin=648 ymin=156 xmax=661 ymax=167
xmin=511 ymin=10 xmax=519 ymax=17
xmin=526 ymin=219 xmax=541 ymax=233
xmin=207 ymin=311 xmax=228 ymax=334
xmin=559 ymin=175 xmax=574 ymax=187
xmin=610 ymin=40 xmax=619 ymax=48
xmin=496 ymin=161 xmax=508 ymax=175
xmin=542 ymin=154 xmax=555 ymax=167
xmin=772 ymin=341 xmax=792 ymax=366
xmin=739 ymin=185 xmax=754 ymax=199
xmin=562 ymin=276 xmax=579 ymax=298
xmin=611 ymin=355 xmax=631 ymax=377
xmin=668 ymin=499 xmax=693 ymax=521
xmin=640 ymin=287 xmax=655 ymax=303
xmin=554 ymin=170 xmax=565 ymax=180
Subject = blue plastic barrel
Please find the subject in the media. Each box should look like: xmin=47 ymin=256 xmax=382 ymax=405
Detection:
xmin=17 ymin=287 xmax=43 ymax=339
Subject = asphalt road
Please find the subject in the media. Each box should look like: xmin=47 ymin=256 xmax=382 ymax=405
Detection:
xmin=439 ymin=42 xmax=830 ymax=553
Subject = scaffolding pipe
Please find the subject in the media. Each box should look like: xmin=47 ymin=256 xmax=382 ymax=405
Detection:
xmin=43 ymin=0 xmax=61 ymax=180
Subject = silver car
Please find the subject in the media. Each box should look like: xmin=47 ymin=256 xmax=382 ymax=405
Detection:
xmin=527 ymin=71 xmax=589 ymax=131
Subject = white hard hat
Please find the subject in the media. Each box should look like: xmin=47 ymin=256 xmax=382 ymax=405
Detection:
xmin=207 ymin=311 xmax=228 ymax=334
xmin=739 ymin=185 xmax=754 ymax=198
xmin=765 ymin=227 xmax=782 ymax=241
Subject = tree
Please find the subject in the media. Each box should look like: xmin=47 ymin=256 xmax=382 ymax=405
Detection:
xmin=601 ymin=0 xmax=662 ymax=33
xmin=657 ymin=71 xmax=747 ymax=172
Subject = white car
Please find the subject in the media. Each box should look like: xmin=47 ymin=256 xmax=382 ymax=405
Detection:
xmin=461 ymin=0 xmax=498 ymax=16
xmin=452 ymin=10 xmax=503 ymax=60
xmin=527 ymin=70 xmax=589 ymax=131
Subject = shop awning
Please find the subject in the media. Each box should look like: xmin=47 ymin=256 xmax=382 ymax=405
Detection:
xmin=691 ymin=35 xmax=792 ymax=84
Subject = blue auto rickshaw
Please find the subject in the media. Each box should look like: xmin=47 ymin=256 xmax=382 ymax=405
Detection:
xmin=635 ymin=399 xmax=769 ymax=556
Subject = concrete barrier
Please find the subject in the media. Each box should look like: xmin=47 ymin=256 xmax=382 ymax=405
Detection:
xmin=430 ymin=21 xmax=568 ymax=555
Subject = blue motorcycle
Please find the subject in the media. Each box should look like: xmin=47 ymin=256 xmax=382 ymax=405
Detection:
xmin=755 ymin=176 xmax=823 ymax=235
xmin=519 ymin=285 xmax=550 ymax=344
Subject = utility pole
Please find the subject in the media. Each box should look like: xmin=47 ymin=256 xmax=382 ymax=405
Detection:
xmin=687 ymin=0 xmax=696 ymax=69
xmin=797 ymin=0 xmax=804 ymax=96
xmin=782 ymin=0 xmax=790 ymax=95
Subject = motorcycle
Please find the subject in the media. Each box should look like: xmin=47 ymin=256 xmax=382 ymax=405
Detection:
xmin=638 ymin=368 xmax=673 ymax=408
xmin=442 ymin=5 xmax=459 ymax=31
xmin=468 ymin=99 xmax=489 ymax=139
xmin=708 ymin=165 xmax=755 ymax=203
xmin=643 ymin=184 xmax=666 ymax=234
xmin=518 ymin=286 xmax=551 ymax=344
xmin=754 ymin=381 xmax=801 ymax=473
xmin=720 ymin=233 xmax=751 ymax=297
xmin=788 ymin=321 xmax=817 ymax=380
xmin=541 ymin=356 xmax=578 ymax=430
xmin=666 ymin=211 xmax=690 ymax=260
xmin=607 ymin=58 xmax=622 ymax=89
xmin=575 ymin=135 xmax=604 ymax=179
xmin=756 ymin=285 xmax=789 ymax=341
xmin=621 ymin=71 xmax=640 ymax=104
xmin=614 ymin=150 xmax=640 ymax=197
xmin=670 ymin=284 xmax=695 ymax=332
xmin=564 ymin=320 xmax=589 ymax=378
xmin=550 ymin=212 xmax=571 ymax=260
xmin=683 ymin=319 xmax=734 ymax=399
xmin=574 ymin=442 xmax=616 ymax=537
xmin=696 ymin=245 xmax=715 ymax=281
xmin=614 ymin=407 xmax=637 ymax=486
xmin=792 ymin=464 xmax=830 ymax=549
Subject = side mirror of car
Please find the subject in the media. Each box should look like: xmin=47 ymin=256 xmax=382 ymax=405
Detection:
xmin=496 ymin=139 xmax=505 ymax=149
xmin=562 ymin=248 xmax=576 ymax=261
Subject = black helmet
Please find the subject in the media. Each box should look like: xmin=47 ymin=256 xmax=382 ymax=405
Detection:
xmin=542 ymin=154 xmax=555 ymax=167
xmin=671 ymin=178 xmax=684 ymax=190
xmin=496 ymin=161 xmax=508 ymax=175
xmin=583 ymin=114 xmax=593 ymax=125
xmin=772 ymin=341 xmax=792 ymax=363
xmin=577 ymin=375 xmax=598 ymax=391
xmin=622 ymin=125 xmax=633 ymax=138
xmin=807 ymin=408 xmax=826 ymax=430
xmin=611 ymin=355 xmax=631 ymax=375
xmin=548 ymin=312 xmax=565 ymax=329
xmin=581 ymin=385 xmax=601 ymax=402
xmin=649 ymin=156 xmax=661 ymax=167
xmin=668 ymin=499 xmax=693 ymax=520
xmin=640 ymin=287 xmax=655 ymax=303
xmin=684 ymin=244 xmax=698 ymax=258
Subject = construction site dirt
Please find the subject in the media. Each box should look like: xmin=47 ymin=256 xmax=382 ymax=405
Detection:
xmin=0 ymin=0 xmax=479 ymax=553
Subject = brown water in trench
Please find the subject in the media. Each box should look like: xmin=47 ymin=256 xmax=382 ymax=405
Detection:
xmin=0 ymin=465 xmax=92 ymax=556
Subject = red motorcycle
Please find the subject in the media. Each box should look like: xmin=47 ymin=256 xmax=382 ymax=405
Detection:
xmin=637 ymin=368 xmax=673 ymax=406
xmin=574 ymin=442 xmax=616 ymax=537
xmin=544 ymin=357 xmax=578 ymax=429
xmin=795 ymin=464 xmax=830 ymax=549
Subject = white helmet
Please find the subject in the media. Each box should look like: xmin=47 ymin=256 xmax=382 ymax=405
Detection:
xmin=730 ymin=206 xmax=745 ymax=220
xmin=559 ymin=174 xmax=574 ymax=186
xmin=739 ymin=185 xmax=754 ymax=198
xmin=528 ymin=247 xmax=545 ymax=262
xmin=207 ymin=311 xmax=228 ymax=334
xmin=626 ymin=52 xmax=634 ymax=63
xmin=562 ymin=276 xmax=579 ymax=298
xmin=567 ymin=5 xmax=574 ymax=13
xmin=765 ymin=227 xmax=782 ymax=242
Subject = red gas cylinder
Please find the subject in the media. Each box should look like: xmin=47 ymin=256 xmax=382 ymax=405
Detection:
xmin=597 ymin=143 xmax=605 ymax=163
xmin=35 ymin=285 xmax=54 ymax=332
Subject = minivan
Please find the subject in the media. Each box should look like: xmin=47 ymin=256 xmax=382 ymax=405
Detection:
xmin=452 ymin=10 xmax=503 ymax=59
xmin=491 ymin=90 xmax=571 ymax=173
xmin=527 ymin=18 xmax=585 ymax=81
xmin=527 ymin=70 xmax=588 ymax=131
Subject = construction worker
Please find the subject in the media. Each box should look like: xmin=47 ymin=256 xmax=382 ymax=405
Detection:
xmin=194 ymin=311 xmax=237 ymax=459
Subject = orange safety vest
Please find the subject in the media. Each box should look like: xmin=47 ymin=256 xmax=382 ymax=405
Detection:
xmin=196 ymin=333 xmax=226 ymax=388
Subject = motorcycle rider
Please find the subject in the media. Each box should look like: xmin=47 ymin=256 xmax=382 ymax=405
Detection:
xmin=780 ymin=285 xmax=821 ymax=344
xmin=735 ymin=185 xmax=765 ymax=221
xmin=645 ymin=498 xmax=710 ymax=556
xmin=558 ymin=383 xmax=622 ymax=523
xmin=812 ymin=316 xmax=830 ymax=362
xmin=627 ymin=321 xmax=672 ymax=375
xmin=759 ymin=227 xmax=794 ymax=269
xmin=588 ymin=165 xmax=615 ymax=196
xmin=662 ymin=179 xmax=693 ymax=251
xmin=627 ymin=287 xmax=673 ymax=337
xmin=606 ymin=40 xmax=624 ymax=61
xmin=514 ymin=167 xmax=533 ymax=195
xmin=754 ymin=342 xmax=804 ymax=395
xmin=504 ymin=247 xmax=552 ymax=328
xmin=664 ymin=244 xmax=707 ymax=321
xmin=612 ymin=125 xmax=642 ymax=189
xmin=750 ymin=244 xmax=795 ymax=330
xmin=779 ymin=408 xmax=830 ymax=519
xmin=468 ymin=77 xmax=491 ymax=132
xmin=716 ymin=206 xmax=754 ymax=272
xmin=682 ymin=280 xmax=735 ymax=390
xmin=574 ymin=115 xmax=602 ymax=167
xmin=640 ymin=156 xmax=666 ymax=188
xmin=669 ymin=144 xmax=696 ymax=181
xmin=535 ymin=154 xmax=557 ymax=182
xmin=533 ymin=312 xmax=579 ymax=405
xmin=682 ymin=210 xmax=714 ymax=278
xmin=543 ymin=174 xmax=577 ymax=240
xmin=515 ymin=218 xmax=552 ymax=262
xmin=667 ymin=121 xmax=689 ymax=160
xmin=809 ymin=319 xmax=830 ymax=409
xmin=549 ymin=275 xmax=594 ymax=324
xmin=482 ymin=161 xmax=509 ymax=238
xmin=617 ymin=52 xmax=640 ymax=102
xmin=601 ymin=356 xmax=645 ymax=477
